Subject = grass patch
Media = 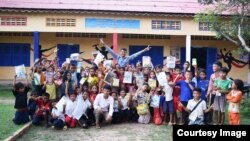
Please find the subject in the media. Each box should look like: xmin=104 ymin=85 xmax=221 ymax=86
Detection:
xmin=0 ymin=89 xmax=14 ymax=100
xmin=0 ymin=104 xmax=24 ymax=140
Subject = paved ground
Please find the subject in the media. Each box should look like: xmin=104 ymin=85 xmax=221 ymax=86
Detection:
xmin=17 ymin=123 xmax=172 ymax=141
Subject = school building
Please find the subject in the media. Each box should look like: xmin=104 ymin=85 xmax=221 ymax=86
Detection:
xmin=0 ymin=0 xmax=249 ymax=82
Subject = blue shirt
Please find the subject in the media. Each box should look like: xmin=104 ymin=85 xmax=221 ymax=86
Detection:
xmin=176 ymin=80 xmax=195 ymax=102
xmin=105 ymin=45 xmax=146 ymax=67
xmin=197 ymin=79 xmax=209 ymax=101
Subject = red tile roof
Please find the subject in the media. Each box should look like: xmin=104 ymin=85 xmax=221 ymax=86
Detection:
xmin=0 ymin=0 xmax=212 ymax=14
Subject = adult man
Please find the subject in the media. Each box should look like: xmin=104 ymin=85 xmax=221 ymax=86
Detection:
xmin=100 ymin=38 xmax=151 ymax=67
xmin=93 ymin=85 xmax=114 ymax=128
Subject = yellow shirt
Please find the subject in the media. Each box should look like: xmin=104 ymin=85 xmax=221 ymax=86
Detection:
xmin=46 ymin=83 xmax=56 ymax=100
xmin=87 ymin=76 xmax=99 ymax=86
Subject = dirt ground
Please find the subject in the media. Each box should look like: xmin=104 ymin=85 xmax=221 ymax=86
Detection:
xmin=17 ymin=123 xmax=172 ymax=141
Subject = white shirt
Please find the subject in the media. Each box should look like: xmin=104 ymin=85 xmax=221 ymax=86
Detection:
xmin=120 ymin=96 xmax=128 ymax=110
xmin=94 ymin=93 xmax=114 ymax=116
xmin=52 ymin=108 xmax=65 ymax=122
xmin=150 ymin=94 xmax=160 ymax=108
xmin=187 ymin=99 xmax=206 ymax=121
xmin=163 ymin=83 xmax=173 ymax=101
xmin=65 ymin=97 xmax=78 ymax=117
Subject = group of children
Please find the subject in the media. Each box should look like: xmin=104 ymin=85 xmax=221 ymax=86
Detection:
xmin=12 ymin=39 xmax=245 ymax=129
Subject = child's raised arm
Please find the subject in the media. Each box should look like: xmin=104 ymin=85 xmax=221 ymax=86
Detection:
xmin=179 ymin=102 xmax=191 ymax=113
xmin=25 ymin=73 xmax=30 ymax=88
xmin=13 ymin=75 xmax=17 ymax=90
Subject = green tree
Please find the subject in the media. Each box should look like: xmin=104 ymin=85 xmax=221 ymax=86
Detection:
xmin=195 ymin=0 xmax=250 ymax=53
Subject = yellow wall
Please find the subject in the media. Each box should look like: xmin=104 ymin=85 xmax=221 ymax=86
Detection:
xmin=0 ymin=33 xmax=248 ymax=82
xmin=0 ymin=12 xmax=216 ymax=36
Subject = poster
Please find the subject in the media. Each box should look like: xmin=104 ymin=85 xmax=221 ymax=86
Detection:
xmin=104 ymin=71 xmax=115 ymax=85
xmin=70 ymin=53 xmax=80 ymax=61
xmin=15 ymin=64 xmax=26 ymax=79
xmin=148 ymin=79 xmax=157 ymax=88
xmin=104 ymin=60 xmax=113 ymax=69
xmin=156 ymin=72 xmax=167 ymax=86
xmin=123 ymin=71 xmax=133 ymax=84
xmin=112 ymin=78 xmax=120 ymax=87
xmin=77 ymin=62 xmax=82 ymax=73
xmin=66 ymin=58 xmax=71 ymax=64
xmin=166 ymin=56 xmax=176 ymax=69
xmin=80 ymin=77 xmax=87 ymax=85
xmin=192 ymin=58 xmax=197 ymax=66
xmin=93 ymin=52 xmax=104 ymax=66
xmin=142 ymin=56 xmax=152 ymax=68
xmin=136 ymin=76 xmax=144 ymax=88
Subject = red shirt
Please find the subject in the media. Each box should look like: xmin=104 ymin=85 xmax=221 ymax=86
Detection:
xmin=89 ymin=92 xmax=97 ymax=103
xmin=36 ymin=99 xmax=51 ymax=115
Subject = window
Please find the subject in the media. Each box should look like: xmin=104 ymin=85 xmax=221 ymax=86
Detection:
xmin=0 ymin=43 xmax=30 ymax=66
xmin=152 ymin=20 xmax=181 ymax=30
xmin=199 ymin=22 xmax=211 ymax=31
xmin=0 ymin=16 xmax=27 ymax=26
xmin=46 ymin=18 xmax=76 ymax=27
xmin=122 ymin=34 xmax=170 ymax=39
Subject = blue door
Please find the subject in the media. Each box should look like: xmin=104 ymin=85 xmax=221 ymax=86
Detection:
xmin=0 ymin=43 xmax=30 ymax=66
xmin=206 ymin=47 xmax=217 ymax=79
xmin=129 ymin=45 xmax=163 ymax=66
xmin=57 ymin=44 xmax=79 ymax=67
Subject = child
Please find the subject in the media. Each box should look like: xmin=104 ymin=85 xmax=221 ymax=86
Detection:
xmin=150 ymin=87 xmax=162 ymax=125
xmin=12 ymin=74 xmax=30 ymax=125
xmin=213 ymin=67 xmax=232 ymax=125
xmin=28 ymin=91 xmax=38 ymax=120
xmin=87 ymin=67 xmax=99 ymax=87
xmin=162 ymin=72 xmax=174 ymax=125
xmin=112 ymin=91 xmax=121 ymax=124
xmin=176 ymin=70 xmax=195 ymax=125
xmin=88 ymin=85 xmax=98 ymax=125
xmin=196 ymin=70 xmax=209 ymax=102
xmin=226 ymin=79 xmax=243 ymax=125
xmin=128 ymin=86 xmax=139 ymax=122
xmin=180 ymin=88 xmax=213 ymax=125
xmin=135 ymin=83 xmax=151 ymax=124
xmin=64 ymin=82 xmax=78 ymax=128
xmin=50 ymin=101 xmax=65 ymax=129
xmin=32 ymin=93 xmax=51 ymax=128
xmin=44 ymin=77 xmax=57 ymax=101
xmin=73 ymin=91 xmax=92 ymax=128
xmin=171 ymin=66 xmax=184 ymax=124
xmin=119 ymin=89 xmax=129 ymax=122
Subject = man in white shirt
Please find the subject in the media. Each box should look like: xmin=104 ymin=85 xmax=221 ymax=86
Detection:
xmin=94 ymin=85 xmax=114 ymax=128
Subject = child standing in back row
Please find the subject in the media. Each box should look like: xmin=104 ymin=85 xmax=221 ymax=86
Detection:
xmin=226 ymin=79 xmax=244 ymax=125
xmin=213 ymin=67 xmax=232 ymax=125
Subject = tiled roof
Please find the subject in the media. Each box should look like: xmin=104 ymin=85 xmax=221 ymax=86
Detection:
xmin=0 ymin=0 xmax=211 ymax=14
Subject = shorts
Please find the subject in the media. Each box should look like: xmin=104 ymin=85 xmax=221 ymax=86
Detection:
xmin=163 ymin=100 xmax=174 ymax=114
xmin=213 ymin=95 xmax=226 ymax=112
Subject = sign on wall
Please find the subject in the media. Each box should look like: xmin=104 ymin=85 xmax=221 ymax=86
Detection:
xmin=85 ymin=18 xmax=140 ymax=29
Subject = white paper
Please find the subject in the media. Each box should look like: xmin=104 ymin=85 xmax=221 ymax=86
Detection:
xmin=93 ymin=52 xmax=105 ymax=66
xmin=156 ymin=72 xmax=167 ymax=86
xmin=142 ymin=56 xmax=152 ymax=68
xmin=136 ymin=76 xmax=144 ymax=88
xmin=72 ymin=95 xmax=90 ymax=120
xmin=15 ymin=64 xmax=26 ymax=79
xmin=247 ymin=72 xmax=250 ymax=84
xmin=77 ymin=62 xmax=82 ymax=73
xmin=166 ymin=56 xmax=176 ymax=69
xmin=80 ymin=77 xmax=87 ymax=85
xmin=192 ymin=58 xmax=197 ymax=66
xmin=66 ymin=58 xmax=70 ymax=64
xmin=123 ymin=71 xmax=133 ymax=84
xmin=104 ymin=60 xmax=113 ymax=69
xmin=70 ymin=53 xmax=80 ymax=61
